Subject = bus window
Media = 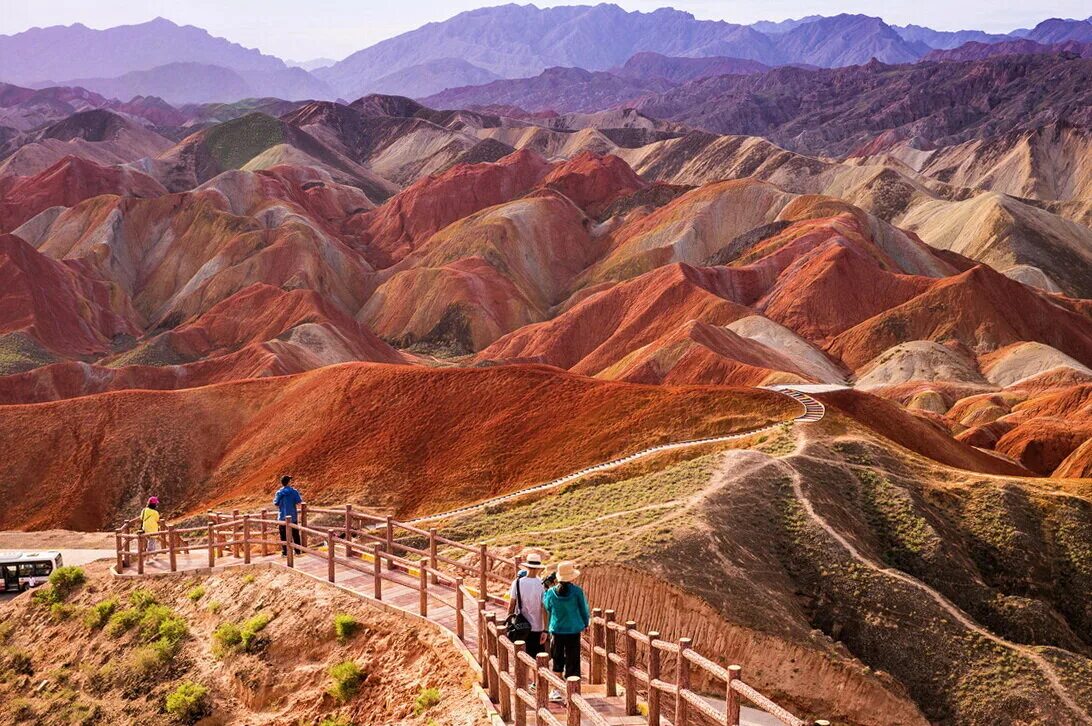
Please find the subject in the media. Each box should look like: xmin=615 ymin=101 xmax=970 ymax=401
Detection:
xmin=18 ymin=563 xmax=35 ymax=577
xmin=34 ymin=562 xmax=52 ymax=577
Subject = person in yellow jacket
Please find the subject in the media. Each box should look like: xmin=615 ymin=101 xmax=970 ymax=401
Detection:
xmin=141 ymin=497 xmax=162 ymax=560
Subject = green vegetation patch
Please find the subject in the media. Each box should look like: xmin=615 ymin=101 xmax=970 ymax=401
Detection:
xmin=212 ymin=611 xmax=273 ymax=656
xmin=413 ymin=686 xmax=441 ymax=716
xmin=84 ymin=597 xmax=119 ymax=630
xmin=333 ymin=614 xmax=360 ymax=644
xmin=203 ymin=113 xmax=286 ymax=171
xmin=165 ymin=681 xmax=210 ymax=723
xmin=327 ymin=660 xmax=365 ymax=702
xmin=441 ymin=453 xmax=719 ymax=563
xmin=31 ymin=566 xmax=86 ymax=607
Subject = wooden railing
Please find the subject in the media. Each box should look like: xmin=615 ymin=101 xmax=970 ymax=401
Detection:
xmin=115 ymin=505 xmax=825 ymax=725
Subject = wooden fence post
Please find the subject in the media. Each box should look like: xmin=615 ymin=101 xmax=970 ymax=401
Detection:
xmin=242 ymin=517 xmax=251 ymax=565
xmin=419 ymin=563 xmax=428 ymax=616
xmin=566 ymin=677 xmax=581 ymax=726
xmin=385 ymin=517 xmax=395 ymax=570
xmin=498 ymin=640 xmax=512 ymax=722
xmin=676 ymin=637 xmax=691 ymax=726
xmin=122 ymin=524 xmax=131 ymax=569
xmin=648 ymin=631 xmax=661 ymax=726
xmin=455 ymin=578 xmax=465 ymax=642
xmin=260 ymin=510 xmax=269 ymax=556
xmin=486 ymin=614 xmax=499 ymax=703
xmin=299 ymin=503 xmax=309 ymax=549
xmin=727 ymin=665 xmax=742 ymax=726
xmin=514 ymin=643 xmax=528 ymax=726
xmin=590 ymin=608 xmax=604 ymax=684
xmin=115 ymin=531 xmax=123 ymax=571
xmin=285 ymin=516 xmax=295 ymax=568
xmin=604 ymin=610 xmax=617 ymax=697
xmin=478 ymin=544 xmax=488 ymax=600
xmin=624 ymin=621 xmax=637 ymax=715
xmin=168 ymin=526 xmax=178 ymax=572
xmin=535 ymin=653 xmax=549 ymax=724
xmin=344 ymin=504 xmax=353 ymax=545
xmin=479 ymin=600 xmax=489 ymax=689
xmin=207 ymin=522 xmax=215 ymax=568
xmin=136 ymin=532 xmax=145 ymax=575
xmin=231 ymin=509 xmax=240 ymax=558
xmin=327 ymin=529 xmax=336 ymax=583
xmin=429 ymin=528 xmax=439 ymax=585
xmin=373 ymin=544 xmax=382 ymax=600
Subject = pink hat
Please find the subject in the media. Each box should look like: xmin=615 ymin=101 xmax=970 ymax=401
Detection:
xmin=148 ymin=496 xmax=159 ymax=505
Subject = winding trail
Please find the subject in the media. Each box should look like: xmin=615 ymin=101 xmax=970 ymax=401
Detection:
xmin=403 ymin=386 xmax=825 ymax=526
xmin=780 ymin=460 xmax=1091 ymax=722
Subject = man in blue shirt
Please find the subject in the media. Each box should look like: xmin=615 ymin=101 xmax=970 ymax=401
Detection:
xmin=274 ymin=475 xmax=303 ymax=556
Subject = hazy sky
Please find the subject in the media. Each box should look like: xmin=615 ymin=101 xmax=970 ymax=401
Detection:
xmin=2 ymin=1 xmax=1087 ymax=61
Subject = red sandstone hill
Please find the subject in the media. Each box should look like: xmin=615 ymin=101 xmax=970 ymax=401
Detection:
xmin=0 ymin=363 xmax=795 ymax=531
xmin=0 ymin=234 xmax=140 ymax=369
xmin=347 ymin=149 xmax=552 ymax=267
xmin=828 ymin=264 xmax=1092 ymax=371
xmin=0 ymin=155 xmax=166 ymax=233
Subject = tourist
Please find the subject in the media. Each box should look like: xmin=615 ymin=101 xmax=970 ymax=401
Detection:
xmin=140 ymin=496 xmax=161 ymax=560
xmin=506 ymin=552 xmax=548 ymax=656
xmin=274 ymin=475 xmax=303 ymax=556
xmin=543 ymin=560 xmax=590 ymax=701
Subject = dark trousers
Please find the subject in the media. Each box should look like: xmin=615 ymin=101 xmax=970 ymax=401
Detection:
xmin=551 ymin=632 xmax=582 ymax=678
xmin=525 ymin=632 xmax=546 ymax=657
xmin=279 ymin=523 xmax=301 ymax=555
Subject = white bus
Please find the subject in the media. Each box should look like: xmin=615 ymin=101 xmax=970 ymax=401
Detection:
xmin=0 ymin=551 xmax=63 ymax=592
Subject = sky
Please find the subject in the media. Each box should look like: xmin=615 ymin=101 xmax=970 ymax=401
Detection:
xmin=1 ymin=0 xmax=1087 ymax=62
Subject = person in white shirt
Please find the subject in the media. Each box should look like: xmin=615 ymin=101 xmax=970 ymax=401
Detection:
xmin=507 ymin=552 xmax=548 ymax=655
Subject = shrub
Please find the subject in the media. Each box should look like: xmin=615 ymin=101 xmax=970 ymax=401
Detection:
xmin=84 ymin=598 xmax=119 ymax=629
xmin=333 ymin=614 xmax=360 ymax=643
xmin=186 ymin=586 xmax=205 ymax=601
xmin=327 ymin=661 xmax=365 ymax=702
xmin=32 ymin=586 xmax=59 ymax=607
xmin=4 ymin=647 xmax=33 ymax=676
xmin=165 ymin=681 xmax=210 ymax=723
xmin=106 ymin=608 xmax=142 ymax=637
xmin=158 ymin=616 xmax=189 ymax=648
xmin=0 ymin=620 xmax=12 ymax=643
xmin=241 ymin=573 xmax=256 ymax=584
xmin=129 ymin=641 xmax=174 ymax=679
xmin=240 ymin=612 xmax=272 ymax=652
xmin=413 ymin=686 xmax=441 ymax=716
xmin=129 ymin=589 xmax=158 ymax=610
xmin=212 ymin=623 xmax=242 ymax=656
xmin=49 ymin=565 xmax=86 ymax=593
xmin=214 ymin=612 xmax=272 ymax=656
xmin=138 ymin=604 xmax=175 ymax=639
xmin=49 ymin=602 xmax=76 ymax=621
xmin=205 ymin=600 xmax=221 ymax=614
xmin=319 ymin=717 xmax=353 ymax=726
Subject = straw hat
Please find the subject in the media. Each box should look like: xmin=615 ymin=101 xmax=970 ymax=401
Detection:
xmin=523 ymin=552 xmax=546 ymax=570
xmin=555 ymin=561 xmax=580 ymax=582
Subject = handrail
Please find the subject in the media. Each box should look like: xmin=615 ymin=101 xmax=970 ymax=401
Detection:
xmin=115 ymin=502 xmax=825 ymax=726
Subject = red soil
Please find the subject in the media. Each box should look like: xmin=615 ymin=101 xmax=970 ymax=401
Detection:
xmin=0 ymin=363 xmax=796 ymax=531
xmin=0 ymin=155 xmax=166 ymax=233
xmin=348 ymin=149 xmax=552 ymax=266
xmin=758 ymin=239 xmax=932 ymax=343
xmin=828 ymin=265 xmax=1092 ymax=371
xmin=817 ymin=389 xmax=1029 ymax=475
xmin=540 ymin=152 xmax=646 ymax=216
xmin=478 ymin=263 xmax=756 ymax=372
xmin=0 ymin=233 xmax=140 ymax=358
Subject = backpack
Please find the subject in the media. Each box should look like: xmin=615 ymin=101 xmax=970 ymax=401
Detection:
xmin=505 ymin=577 xmax=534 ymax=643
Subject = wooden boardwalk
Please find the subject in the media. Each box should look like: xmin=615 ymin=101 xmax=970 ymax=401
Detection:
xmin=118 ymin=517 xmax=820 ymax=726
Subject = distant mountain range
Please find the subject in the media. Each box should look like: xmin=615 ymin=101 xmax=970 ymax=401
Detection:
xmin=1 ymin=9 xmax=1091 ymax=103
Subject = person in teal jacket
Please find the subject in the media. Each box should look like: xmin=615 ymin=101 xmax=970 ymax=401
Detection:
xmin=542 ymin=560 xmax=590 ymax=700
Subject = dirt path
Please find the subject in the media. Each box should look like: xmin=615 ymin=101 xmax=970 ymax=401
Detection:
xmin=781 ymin=460 xmax=1091 ymax=722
